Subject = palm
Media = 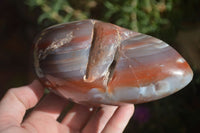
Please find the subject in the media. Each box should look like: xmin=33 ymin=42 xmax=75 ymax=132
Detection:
xmin=0 ymin=80 xmax=134 ymax=133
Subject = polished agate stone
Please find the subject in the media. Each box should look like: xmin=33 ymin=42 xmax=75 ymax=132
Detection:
xmin=33 ymin=19 xmax=193 ymax=105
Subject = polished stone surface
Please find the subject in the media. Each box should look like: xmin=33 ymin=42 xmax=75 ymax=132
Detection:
xmin=34 ymin=19 xmax=193 ymax=105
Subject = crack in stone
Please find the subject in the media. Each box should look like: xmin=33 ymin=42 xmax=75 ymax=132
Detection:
xmin=106 ymin=47 xmax=120 ymax=85
xmin=84 ymin=21 xmax=97 ymax=82
xmin=84 ymin=20 xmax=121 ymax=92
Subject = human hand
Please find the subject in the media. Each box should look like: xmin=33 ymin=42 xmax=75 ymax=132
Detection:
xmin=0 ymin=80 xmax=134 ymax=133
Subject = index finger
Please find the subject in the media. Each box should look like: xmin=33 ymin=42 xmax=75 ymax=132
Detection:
xmin=0 ymin=80 xmax=44 ymax=128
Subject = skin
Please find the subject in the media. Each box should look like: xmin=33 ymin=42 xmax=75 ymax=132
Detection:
xmin=0 ymin=80 xmax=134 ymax=133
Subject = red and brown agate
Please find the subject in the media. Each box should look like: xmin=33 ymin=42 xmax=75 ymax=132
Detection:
xmin=33 ymin=19 xmax=193 ymax=105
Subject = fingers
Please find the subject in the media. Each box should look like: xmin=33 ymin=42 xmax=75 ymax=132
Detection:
xmin=82 ymin=105 xmax=118 ymax=133
xmin=0 ymin=80 xmax=44 ymax=128
xmin=62 ymin=104 xmax=134 ymax=133
xmin=24 ymin=93 xmax=68 ymax=123
xmin=22 ymin=93 xmax=69 ymax=132
xmin=102 ymin=104 xmax=134 ymax=133
xmin=0 ymin=78 xmax=134 ymax=133
xmin=61 ymin=104 xmax=95 ymax=131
